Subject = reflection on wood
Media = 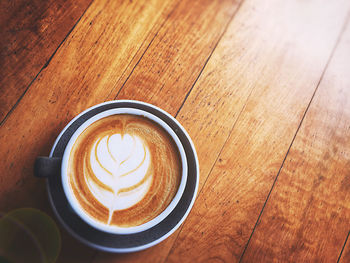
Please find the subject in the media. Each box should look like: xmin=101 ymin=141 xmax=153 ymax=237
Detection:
xmin=166 ymin=0 xmax=350 ymax=262
xmin=242 ymin=19 xmax=350 ymax=262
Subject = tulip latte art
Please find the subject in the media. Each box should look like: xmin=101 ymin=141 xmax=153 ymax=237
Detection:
xmin=67 ymin=114 xmax=181 ymax=228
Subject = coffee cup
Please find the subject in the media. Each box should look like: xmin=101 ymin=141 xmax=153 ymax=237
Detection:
xmin=61 ymin=108 xmax=187 ymax=234
xmin=35 ymin=100 xmax=198 ymax=252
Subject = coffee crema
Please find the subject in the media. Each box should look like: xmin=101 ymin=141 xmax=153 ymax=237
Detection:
xmin=67 ymin=114 xmax=182 ymax=228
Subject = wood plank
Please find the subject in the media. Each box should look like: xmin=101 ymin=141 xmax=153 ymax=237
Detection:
xmin=109 ymin=0 xmax=240 ymax=115
xmin=0 ymin=0 xmax=92 ymax=121
xmin=164 ymin=0 xmax=350 ymax=262
xmin=241 ymin=18 xmax=350 ymax=262
xmin=0 ymin=0 xmax=178 ymax=262
xmin=94 ymin=0 xmax=242 ymax=262
xmin=339 ymin=232 xmax=350 ymax=263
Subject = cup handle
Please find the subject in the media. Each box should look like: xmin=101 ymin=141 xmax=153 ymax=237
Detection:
xmin=34 ymin=157 xmax=62 ymax=178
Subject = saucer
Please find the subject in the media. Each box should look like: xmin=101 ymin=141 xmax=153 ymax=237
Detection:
xmin=46 ymin=100 xmax=199 ymax=252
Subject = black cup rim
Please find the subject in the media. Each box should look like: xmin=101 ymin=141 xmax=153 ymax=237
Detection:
xmin=46 ymin=100 xmax=199 ymax=252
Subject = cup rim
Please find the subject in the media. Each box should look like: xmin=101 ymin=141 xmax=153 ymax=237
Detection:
xmin=61 ymin=108 xmax=188 ymax=234
xmin=47 ymin=100 xmax=200 ymax=252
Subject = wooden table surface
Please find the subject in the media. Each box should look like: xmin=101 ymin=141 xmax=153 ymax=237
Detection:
xmin=1 ymin=0 xmax=350 ymax=262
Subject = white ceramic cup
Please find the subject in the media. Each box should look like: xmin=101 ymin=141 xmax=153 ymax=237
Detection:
xmin=61 ymin=108 xmax=188 ymax=234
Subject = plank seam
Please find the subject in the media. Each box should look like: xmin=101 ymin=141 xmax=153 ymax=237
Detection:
xmin=173 ymin=6 xmax=234 ymax=118
xmin=112 ymin=1 xmax=181 ymax=100
xmin=0 ymin=0 xmax=95 ymax=127
xmin=238 ymin=10 xmax=350 ymax=263
xmin=164 ymin=81 xmax=255 ymax=263
xmin=337 ymin=231 xmax=350 ymax=263
xmin=193 ymin=84 xmax=256 ymax=213
xmin=161 ymin=0 xmax=249 ymax=261
xmin=174 ymin=0 xmax=245 ymax=118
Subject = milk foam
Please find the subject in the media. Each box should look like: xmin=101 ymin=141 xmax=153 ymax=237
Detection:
xmin=87 ymin=133 xmax=152 ymax=224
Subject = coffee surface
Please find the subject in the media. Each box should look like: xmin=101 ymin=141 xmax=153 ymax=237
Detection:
xmin=67 ymin=114 xmax=181 ymax=228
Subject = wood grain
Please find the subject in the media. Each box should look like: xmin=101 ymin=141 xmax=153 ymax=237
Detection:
xmin=0 ymin=0 xmax=178 ymax=261
xmin=0 ymin=0 xmax=92 ymax=121
xmin=110 ymin=0 xmax=240 ymax=116
xmin=1 ymin=0 xmax=350 ymax=262
xmin=241 ymin=18 xmax=350 ymax=262
xmin=164 ymin=0 xmax=350 ymax=262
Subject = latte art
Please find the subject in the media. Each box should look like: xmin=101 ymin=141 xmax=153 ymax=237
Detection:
xmin=67 ymin=114 xmax=182 ymax=228
xmin=89 ymin=134 xmax=152 ymax=224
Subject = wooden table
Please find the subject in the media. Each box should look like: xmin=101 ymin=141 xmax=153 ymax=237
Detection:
xmin=1 ymin=0 xmax=350 ymax=262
